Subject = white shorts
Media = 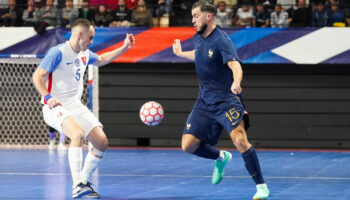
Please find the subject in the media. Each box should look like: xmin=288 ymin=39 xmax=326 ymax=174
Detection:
xmin=42 ymin=101 xmax=102 ymax=138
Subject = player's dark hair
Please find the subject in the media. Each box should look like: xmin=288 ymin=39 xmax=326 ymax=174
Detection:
xmin=192 ymin=0 xmax=217 ymax=16
xmin=71 ymin=18 xmax=95 ymax=30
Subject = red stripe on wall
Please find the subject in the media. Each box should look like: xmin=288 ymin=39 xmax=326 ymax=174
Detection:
xmin=97 ymin=27 xmax=196 ymax=63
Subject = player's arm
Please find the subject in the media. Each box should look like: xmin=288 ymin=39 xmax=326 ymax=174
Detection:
xmin=172 ymin=39 xmax=195 ymax=61
xmin=93 ymin=33 xmax=135 ymax=67
xmin=32 ymin=67 xmax=61 ymax=108
xmin=227 ymin=60 xmax=243 ymax=95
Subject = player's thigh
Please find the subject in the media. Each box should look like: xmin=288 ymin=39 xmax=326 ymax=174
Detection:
xmin=87 ymin=126 xmax=108 ymax=152
xmin=183 ymin=103 xmax=223 ymax=147
xmin=229 ymin=120 xmax=248 ymax=142
xmin=61 ymin=116 xmax=85 ymax=140
xmin=72 ymin=105 xmax=103 ymax=139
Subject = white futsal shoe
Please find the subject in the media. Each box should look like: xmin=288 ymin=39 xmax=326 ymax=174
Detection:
xmin=72 ymin=182 xmax=92 ymax=199
xmin=83 ymin=182 xmax=100 ymax=199
xmin=253 ymin=183 xmax=270 ymax=200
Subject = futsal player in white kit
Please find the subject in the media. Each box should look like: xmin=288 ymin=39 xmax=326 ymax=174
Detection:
xmin=32 ymin=18 xmax=135 ymax=199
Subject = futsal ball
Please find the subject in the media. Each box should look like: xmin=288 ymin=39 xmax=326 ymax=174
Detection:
xmin=139 ymin=101 xmax=164 ymax=126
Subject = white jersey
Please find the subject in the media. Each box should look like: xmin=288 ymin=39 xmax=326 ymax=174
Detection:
xmin=39 ymin=41 xmax=98 ymax=104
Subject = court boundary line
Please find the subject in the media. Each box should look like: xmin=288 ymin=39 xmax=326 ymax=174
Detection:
xmin=1 ymin=144 xmax=350 ymax=152
xmin=1 ymin=172 xmax=350 ymax=180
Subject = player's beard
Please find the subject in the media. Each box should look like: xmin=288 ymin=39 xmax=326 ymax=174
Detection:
xmin=197 ymin=23 xmax=208 ymax=35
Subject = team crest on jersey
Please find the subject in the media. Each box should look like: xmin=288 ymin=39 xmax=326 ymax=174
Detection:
xmin=82 ymin=56 xmax=87 ymax=65
xmin=208 ymin=49 xmax=213 ymax=58
xmin=75 ymin=58 xmax=80 ymax=67
xmin=186 ymin=123 xmax=191 ymax=130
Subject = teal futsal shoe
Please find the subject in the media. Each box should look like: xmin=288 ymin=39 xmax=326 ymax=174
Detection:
xmin=253 ymin=183 xmax=270 ymax=200
xmin=212 ymin=151 xmax=232 ymax=184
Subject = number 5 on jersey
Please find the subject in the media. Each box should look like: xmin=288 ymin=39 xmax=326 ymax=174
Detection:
xmin=75 ymin=68 xmax=81 ymax=81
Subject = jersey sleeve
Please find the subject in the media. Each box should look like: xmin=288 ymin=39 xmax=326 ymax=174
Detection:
xmin=218 ymin=35 xmax=240 ymax=64
xmin=39 ymin=47 xmax=62 ymax=72
xmin=88 ymin=50 xmax=98 ymax=65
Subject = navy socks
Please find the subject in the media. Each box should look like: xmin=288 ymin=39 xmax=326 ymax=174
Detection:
xmin=242 ymin=146 xmax=265 ymax=184
xmin=192 ymin=142 xmax=220 ymax=160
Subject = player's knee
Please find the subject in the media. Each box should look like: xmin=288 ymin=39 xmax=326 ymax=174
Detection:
xmin=181 ymin=142 xmax=197 ymax=154
xmin=70 ymin=129 xmax=85 ymax=143
xmin=94 ymin=136 xmax=109 ymax=152
xmin=181 ymin=142 xmax=189 ymax=153
xmin=231 ymin=130 xmax=249 ymax=150
xmin=99 ymin=136 xmax=108 ymax=151
xmin=233 ymin=135 xmax=250 ymax=151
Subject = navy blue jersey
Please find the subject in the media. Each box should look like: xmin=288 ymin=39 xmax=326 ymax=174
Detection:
xmin=194 ymin=27 xmax=240 ymax=106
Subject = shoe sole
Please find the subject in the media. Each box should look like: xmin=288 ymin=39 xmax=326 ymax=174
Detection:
xmin=85 ymin=196 xmax=100 ymax=199
xmin=72 ymin=190 xmax=92 ymax=199
xmin=85 ymin=193 xmax=101 ymax=199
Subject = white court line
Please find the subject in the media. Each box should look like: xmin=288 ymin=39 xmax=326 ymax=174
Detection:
xmin=0 ymin=172 xmax=350 ymax=180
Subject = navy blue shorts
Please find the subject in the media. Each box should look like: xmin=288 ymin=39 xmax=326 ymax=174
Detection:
xmin=183 ymin=98 xmax=250 ymax=146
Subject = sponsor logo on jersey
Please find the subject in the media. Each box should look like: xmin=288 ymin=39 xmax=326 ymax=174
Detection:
xmin=208 ymin=49 xmax=213 ymax=58
xmin=232 ymin=120 xmax=239 ymax=126
xmin=82 ymin=56 xmax=87 ymax=65
xmin=75 ymin=58 xmax=80 ymax=67
xmin=66 ymin=62 xmax=73 ymax=65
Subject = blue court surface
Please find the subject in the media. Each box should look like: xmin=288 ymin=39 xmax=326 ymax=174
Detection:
xmin=1 ymin=148 xmax=350 ymax=200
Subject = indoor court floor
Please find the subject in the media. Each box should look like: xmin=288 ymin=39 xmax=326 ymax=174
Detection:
xmin=1 ymin=148 xmax=350 ymax=200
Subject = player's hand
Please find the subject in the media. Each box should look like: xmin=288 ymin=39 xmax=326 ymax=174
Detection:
xmin=123 ymin=33 xmax=135 ymax=49
xmin=172 ymin=39 xmax=182 ymax=56
xmin=47 ymin=98 xmax=62 ymax=109
xmin=231 ymin=83 xmax=242 ymax=95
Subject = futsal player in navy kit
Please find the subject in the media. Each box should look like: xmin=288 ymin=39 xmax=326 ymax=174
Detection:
xmin=172 ymin=1 xmax=270 ymax=199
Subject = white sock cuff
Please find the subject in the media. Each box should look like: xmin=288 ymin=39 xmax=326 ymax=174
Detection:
xmin=216 ymin=150 xmax=225 ymax=161
xmin=92 ymin=147 xmax=104 ymax=158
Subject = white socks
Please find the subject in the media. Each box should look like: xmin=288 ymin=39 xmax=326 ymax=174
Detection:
xmin=68 ymin=147 xmax=83 ymax=187
xmin=81 ymin=148 xmax=104 ymax=183
xmin=216 ymin=150 xmax=225 ymax=161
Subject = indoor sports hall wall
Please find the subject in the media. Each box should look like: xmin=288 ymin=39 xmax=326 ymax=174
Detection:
xmin=99 ymin=63 xmax=350 ymax=149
